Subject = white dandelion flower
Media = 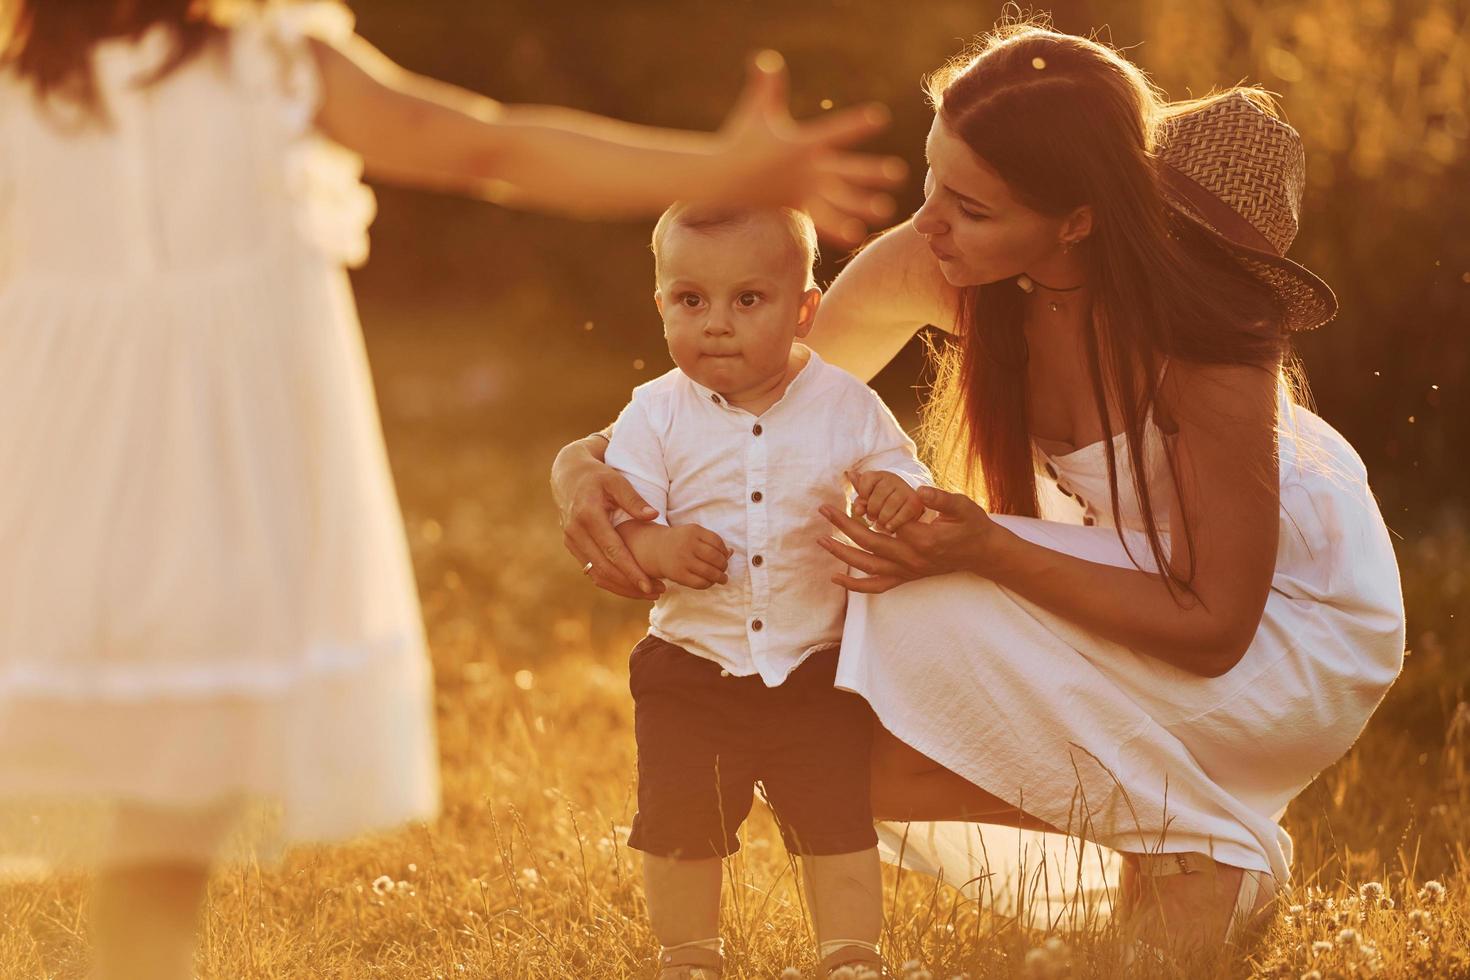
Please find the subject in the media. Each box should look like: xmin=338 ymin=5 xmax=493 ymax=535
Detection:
xmin=1336 ymin=927 xmax=1359 ymax=947
xmin=371 ymin=875 xmax=394 ymax=896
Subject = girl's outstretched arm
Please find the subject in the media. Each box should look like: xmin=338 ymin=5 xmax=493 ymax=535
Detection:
xmin=309 ymin=36 xmax=904 ymax=244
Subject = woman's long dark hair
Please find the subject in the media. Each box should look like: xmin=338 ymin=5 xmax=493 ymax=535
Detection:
xmin=917 ymin=16 xmax=1294 ymax=600
xmin=0 ymin=0 xmax=241 ymax=116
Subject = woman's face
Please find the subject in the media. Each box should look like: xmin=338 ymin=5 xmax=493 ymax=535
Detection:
xmin=912 ymin=115 xmax=1071 ymax=287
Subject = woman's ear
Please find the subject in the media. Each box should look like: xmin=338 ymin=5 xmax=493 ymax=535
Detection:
xmin=1062 ymin=205 xmax=1094 ymax=245
xmin=795 ymin=287 xmax=823 ymax=338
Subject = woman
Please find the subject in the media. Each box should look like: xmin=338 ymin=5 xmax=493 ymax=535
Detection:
xmin=553 ymin=21 xmax=1405 ymax=956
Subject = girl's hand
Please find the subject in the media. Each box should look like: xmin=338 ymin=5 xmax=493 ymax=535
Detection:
xmin=555 ymin=451 xmax=665 ymax=599
xmin=714 ymin=51 xmax=906 ymax=246
xmin=817 ymin=486 xmax=1002 ymax=593
xmin=847 ymin=469 xmax=925 ymax=532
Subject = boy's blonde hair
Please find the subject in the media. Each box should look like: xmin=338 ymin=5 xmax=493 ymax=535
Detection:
xmin=651 ymin=203 xmax=819 ymax=288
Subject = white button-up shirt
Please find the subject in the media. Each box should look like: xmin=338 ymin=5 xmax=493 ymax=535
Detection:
xmin=606 ymin=346 xmax=932 ymax=686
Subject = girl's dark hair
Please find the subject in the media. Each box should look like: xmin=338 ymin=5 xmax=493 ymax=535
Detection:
xmin=916 ymin=15 xmax=1293 ymax=600
xmin=1 ymin=0 xmax=240 ymax=116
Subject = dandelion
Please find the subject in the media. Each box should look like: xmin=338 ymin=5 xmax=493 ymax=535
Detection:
xmin=829 ymin=968 xmax=856 ymax=980
xmin=1358 ymin=881 xmax=1383 ymax=903
xmin=1305 ymin=888 xmax=1332 ymax=914
xmin=899 ymin=961 xmax=932 ymax=980
xmin=1336 ymin=927 xmax=1359 ymax=947
xmin=1300 ymin=971 xmax=1323 ymax=980
xmin=1408 ymin=908 xmax=1432 ymax=931
xmin=779 ymin=969 xmax=802 ymax=980
xmin=1311 ymin=940 xmax=1333 ymax=955
xmin=520 ymin=867 xmax=540 ymax=886
xmin=1289 ymin=903 xmax=1305 ymax=916
xmin=1418 ymin=880 xmax=1445 ymax=905
xmin=1023 ymin=940 xmax=1069 ymax=979
xmin=371 ymin=874 xmax=394 ymax=896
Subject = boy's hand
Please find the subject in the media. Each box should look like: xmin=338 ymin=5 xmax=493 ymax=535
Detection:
xmin=847 ymin=470 xmax=925 ymax=533
xmin=655 ymin=524 xmax=732 ymax=590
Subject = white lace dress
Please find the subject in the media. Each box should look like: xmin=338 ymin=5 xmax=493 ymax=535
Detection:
xmin=0 ymin=5 xmax=438 ymax=871
xmin=837 ymin=383 xmax=1405 ymax=924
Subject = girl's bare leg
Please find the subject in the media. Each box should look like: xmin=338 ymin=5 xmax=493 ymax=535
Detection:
xmin=92 ymin=862 xmax=210 ymax=980
xmin=91 ymin=802 xmax=231 ymax=980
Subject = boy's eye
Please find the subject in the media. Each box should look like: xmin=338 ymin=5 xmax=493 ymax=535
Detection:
xmin=737 ymin=292 xmax=762 ymax=308
xmin=959 ymin=204 xmax=988 ymax=220
xmin=678 ymin=292 xmax=704 ymax=308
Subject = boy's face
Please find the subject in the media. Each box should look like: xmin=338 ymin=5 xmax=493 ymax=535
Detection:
xmin=655 ymin=214 xmax=820 ymax=400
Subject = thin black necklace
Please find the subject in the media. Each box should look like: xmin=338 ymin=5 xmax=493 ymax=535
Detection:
xmin=1016 ymin=273 xmax=1087 ymax=311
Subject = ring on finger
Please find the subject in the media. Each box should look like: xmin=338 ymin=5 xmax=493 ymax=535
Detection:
xmin=581 ymin=561 xmax=594 ymax=575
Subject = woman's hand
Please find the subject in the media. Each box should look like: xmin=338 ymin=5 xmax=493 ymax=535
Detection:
xmin=817 ymin=486 xmax=1002 ymax=593
xmin=553 ymin=440 xmax=665 ymax=599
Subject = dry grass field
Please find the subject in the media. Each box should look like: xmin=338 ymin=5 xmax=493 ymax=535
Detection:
xmin=0 ymin=316 xmax=1466 ymax=979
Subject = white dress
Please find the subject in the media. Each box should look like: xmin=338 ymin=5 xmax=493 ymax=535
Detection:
xmin=0 ymin=6 xmax=438 ymax=872
xmin=837 ymin=379 xmax=1405 ymax=922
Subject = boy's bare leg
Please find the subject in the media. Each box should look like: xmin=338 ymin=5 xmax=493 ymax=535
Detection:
xmin=642 ymin=854 xmax=723 ymax=946
xmin=800 ymin=847 xmax=883 ymax=949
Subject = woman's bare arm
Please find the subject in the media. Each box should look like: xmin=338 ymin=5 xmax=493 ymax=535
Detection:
xmin=307 ymin=37 xmax=901 ymax=241
xmin=983 ymin=360 xmax=1281 ymax=675
xmin=806 ymin=219 xmax=960 ymax=382
xmin=551 ymin=433 xmax=667 ymax=599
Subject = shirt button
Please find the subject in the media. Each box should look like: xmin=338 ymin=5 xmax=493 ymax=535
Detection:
xmin=1083 ymin=515 xmax=1096 ymax=526
xmin=710 ymin=393 xmax=720 ymax=404
xmin=719 ymin=669 xmax=730 ymax=677
xmin=752 ymin=423 xmax=763 ymax=436
xmin=751 ymin=554 xmax=763 ymax=566
xmin=751 ymin=619 xmax=763 ymax=632
xmin=751 ymin=490 xmax=763 ymax=502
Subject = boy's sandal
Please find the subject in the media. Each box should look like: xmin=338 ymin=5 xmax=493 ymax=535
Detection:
xmin=818 ymin=944 xmax=885 ymax=978
xmin=654 ymin=945 xmax=724 ymax=980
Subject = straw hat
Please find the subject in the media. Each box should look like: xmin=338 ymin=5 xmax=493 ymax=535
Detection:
xmin=1154 ymin=91 xmax=1337 ymax=332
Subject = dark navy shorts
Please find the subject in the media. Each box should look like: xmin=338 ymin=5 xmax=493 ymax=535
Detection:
xmin=626 ymin=634 xmax=878 ymax=859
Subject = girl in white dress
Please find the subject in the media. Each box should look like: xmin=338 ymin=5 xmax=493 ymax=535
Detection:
xmin=0 ymin=2 xmax=900 ymax=977
xmin=556 ymin=21 xmax=1405 ymax=965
